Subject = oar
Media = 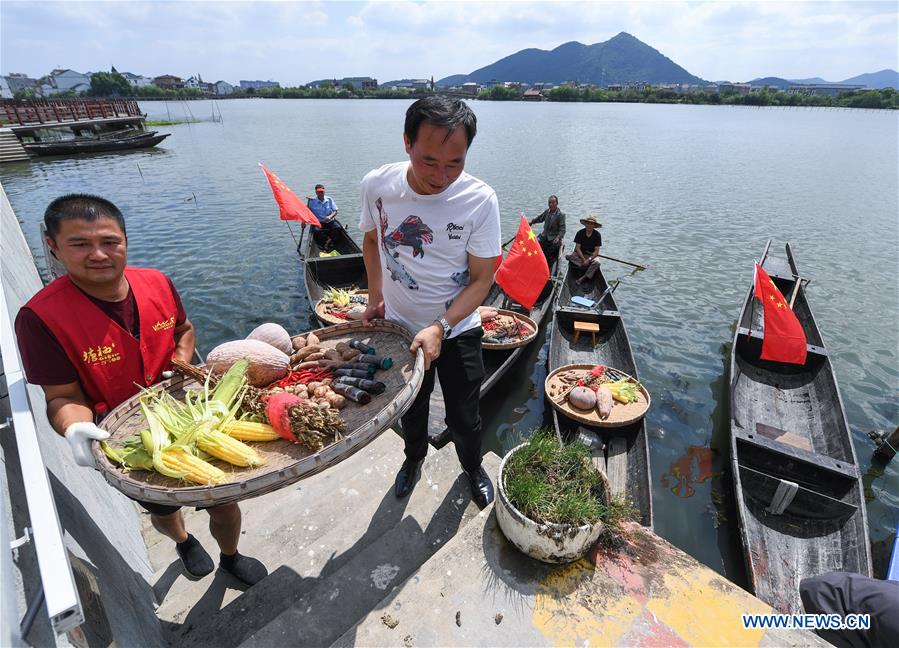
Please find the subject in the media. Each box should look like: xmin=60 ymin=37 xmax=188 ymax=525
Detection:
xmin=597 ymin=254 xmax=651 ymax=270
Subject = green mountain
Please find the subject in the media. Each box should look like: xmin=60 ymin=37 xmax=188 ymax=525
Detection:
xmin=438 ymin=32 xmax=704 ymax=86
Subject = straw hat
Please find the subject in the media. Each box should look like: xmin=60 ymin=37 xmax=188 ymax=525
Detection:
xmin=580 ymin=214 xmax=601 ymax=227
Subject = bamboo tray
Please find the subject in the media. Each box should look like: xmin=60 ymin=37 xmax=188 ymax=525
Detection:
xmin=481 ymin=308 xmax=538 ymax=351
xmin=314 ymin=291 xmax=368 ymax=325
xmin=545 ymin=364 xmax=650 ymax=428
xmin=93 ymin=320 xmax=423 ymax=507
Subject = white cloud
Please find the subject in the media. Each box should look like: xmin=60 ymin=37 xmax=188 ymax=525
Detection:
xmin=1 ymin=1 xmax=895 ymax=84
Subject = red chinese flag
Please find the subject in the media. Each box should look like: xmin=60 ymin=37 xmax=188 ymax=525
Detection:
xmin=495 ymin=216 xmax=549 ymax=309
xmin=754 ymin=263 xmax=807 ymax=365
xmin=259 ymin=164 xmax=320 ymax=226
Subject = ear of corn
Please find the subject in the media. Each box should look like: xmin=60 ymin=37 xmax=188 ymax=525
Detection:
xmin=197 ymin=427 xmax=265 ymax=467
xmin=224 ymin=421 xmax=280 ymax=442
xmin=160 ymin=447 xmax=229 ymax=485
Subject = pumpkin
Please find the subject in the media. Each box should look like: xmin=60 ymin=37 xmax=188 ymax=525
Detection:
xmin=246 ymin=322 xmax=293 ymax=355
xmin=568 ymin=386 xmax=597 ymax=411
xmin=207 ymin=339 xmax=290 ymax=387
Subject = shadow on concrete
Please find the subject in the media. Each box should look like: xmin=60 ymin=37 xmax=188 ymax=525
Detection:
xmin=164 ymin=479 xmax=415 ymax=647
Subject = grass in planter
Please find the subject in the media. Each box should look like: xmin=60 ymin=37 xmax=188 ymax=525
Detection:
xmin=504 ymin=428 xmax=608 ymax=526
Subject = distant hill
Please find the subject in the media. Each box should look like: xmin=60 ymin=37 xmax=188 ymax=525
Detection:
xmin=840 ymin=69 xmax=899 ymax=89
xmin=438 ymin=32 xmax=704 ymax=87
xmin=749 ymin=77 xmax=793 ymax=89
xmin=790 ymin=77 xmax=829 ymax=84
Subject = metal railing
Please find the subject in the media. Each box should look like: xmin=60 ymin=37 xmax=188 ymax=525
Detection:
xmin=0 ymin=279 xmax=83 ymax=636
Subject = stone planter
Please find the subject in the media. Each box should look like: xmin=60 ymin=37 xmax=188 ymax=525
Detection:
xmin=496 ymin=443 xmax=608 ymax=564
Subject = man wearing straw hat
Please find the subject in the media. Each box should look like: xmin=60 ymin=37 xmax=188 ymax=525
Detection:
xmin=15 ymin=194 xmax=268 ymax=586
xmin=566 ymin=214 xmax=603 ymax=284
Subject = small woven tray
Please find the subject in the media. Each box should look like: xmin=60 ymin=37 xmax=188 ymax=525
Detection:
xmin=481 ymin=308 xmax=538 ymax=351
xmin=94 ymin=320 xmax=423 ymax=507
xmin=545 ymin=364 xmax=650 ymax=428
xmin=314 ymin=291 xmax=368 ymax=326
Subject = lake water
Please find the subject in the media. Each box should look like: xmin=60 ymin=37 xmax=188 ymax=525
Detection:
xmin=3 ymin=98 xmax=897 ymax=581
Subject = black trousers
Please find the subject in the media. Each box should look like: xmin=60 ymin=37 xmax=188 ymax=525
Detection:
xmin=539 ymin=238 xmax=561 ymax=269
xmin=400 ymin=327 xmax=484 ymax=473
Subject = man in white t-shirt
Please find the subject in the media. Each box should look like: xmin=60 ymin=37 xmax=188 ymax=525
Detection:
xmin=358 ymin=96 xmax=501 ymax=507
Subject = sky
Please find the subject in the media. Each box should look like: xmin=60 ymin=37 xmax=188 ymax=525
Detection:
xmin=2 ymin=1 xmax=897 ymax=85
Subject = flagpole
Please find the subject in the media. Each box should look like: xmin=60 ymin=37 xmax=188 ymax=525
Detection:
xmin=285 ymin=221 xmax=299 ymax=246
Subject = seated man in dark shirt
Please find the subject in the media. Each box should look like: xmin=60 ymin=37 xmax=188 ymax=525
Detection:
xmin=565 ymin=214 xmax=602 ymax=284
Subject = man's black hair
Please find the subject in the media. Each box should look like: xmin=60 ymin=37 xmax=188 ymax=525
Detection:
xmin=549 ymin=195 xmax=558 ymax=204
xmin=315 ymin=184 xmax=325 ymax=190
xmin=44 ymin=194 xmax=126 ymax=239
xmin=404 ymin=95 xmax=477 ymax=148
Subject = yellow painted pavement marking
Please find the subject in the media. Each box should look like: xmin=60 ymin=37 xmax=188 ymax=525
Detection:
xmin=645 ymin=563 xmax=769 ymax=647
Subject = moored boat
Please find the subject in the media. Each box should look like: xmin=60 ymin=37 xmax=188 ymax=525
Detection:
xmin=426 ymin=247 xmax=563 ymax=446
xmin=729 ymin=241 xmax=871 ymax=613
xmin=547 ymin=260 xmax=653 ymax=528
xmin=300 ymin=221 xmax=367 ymax=319
xmin=23 ymin=132 xmax=170 ymax=156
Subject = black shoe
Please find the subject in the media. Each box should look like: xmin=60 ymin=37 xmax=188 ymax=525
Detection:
xmin=465 ymin=466 xmax=495 ymax=509
xmin=175 ymin=534 xmax=214 ymax=578
xmin=220 ymin=552 xmax=268 ymax=586
xmin=394 ymin=458 xmax=424 ymax=499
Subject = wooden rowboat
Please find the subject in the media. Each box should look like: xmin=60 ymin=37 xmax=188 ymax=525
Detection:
xmin=299 ymin=225 xmax=562 ymax=446
xmin=300 ymin=221 xmax=367 ymax=321
xmin=729 ymin=241 xmax=871 ymax=613
xmin=548 ymin=260 xmax=653 ymax=528
xmin=23 ymin=132 xmax=169 ymax=156
xmin=426 ymin=248 xmax=563 ymax=446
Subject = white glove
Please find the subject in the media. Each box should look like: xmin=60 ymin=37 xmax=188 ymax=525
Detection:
xmin=64 ymin=422 xmax=110 ymax=468
xmin=161 ymin=370 xmax=174 ymax=380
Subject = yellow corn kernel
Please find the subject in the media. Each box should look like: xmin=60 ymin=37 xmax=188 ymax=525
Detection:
xmin=224 ymin=421 xmax=280 ymax=442
xmin=198 ymin=429 xmax=265 ymax=467
xmin=160 ymin=448 xmax=229 ymax=485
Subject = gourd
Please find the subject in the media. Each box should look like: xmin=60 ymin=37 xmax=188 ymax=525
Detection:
xmin=568 ymin=386 xmax=597 ymax=411
xmin=246 ymin=323 xmax=293 ymax=355
xmin=206 ymin=339 xmax=290 ymax=387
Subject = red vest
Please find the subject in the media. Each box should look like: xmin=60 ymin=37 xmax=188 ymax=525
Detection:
xmin=27 ymin=267 xmax=178 ymax=414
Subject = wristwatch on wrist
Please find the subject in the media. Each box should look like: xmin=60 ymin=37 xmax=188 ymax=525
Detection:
xmin=435 ymin=317 xmax=452 ymax=339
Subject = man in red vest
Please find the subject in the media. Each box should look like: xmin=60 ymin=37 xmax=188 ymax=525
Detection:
xmin=15 ymin=194 xmax=267 ymax=585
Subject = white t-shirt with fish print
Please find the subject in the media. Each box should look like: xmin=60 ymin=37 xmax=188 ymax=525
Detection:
xmin=358 ymin=161 xmax=501 ymax=337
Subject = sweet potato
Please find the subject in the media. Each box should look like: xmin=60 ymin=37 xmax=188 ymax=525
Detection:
xmin=291 ymin=335 xmax=306 ymax=350
xmin=306 ymin=332 xmax=320 ymax=346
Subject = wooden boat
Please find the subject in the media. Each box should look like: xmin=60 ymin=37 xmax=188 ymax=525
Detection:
xmin=729 ymin=241 xmax=871 ymax=613
xmin=300 ymin=221 xmax=367 ymax=318
xmin=299 ymin=223 xmax=562 ymax=444
xmin=548 ymin=260 xmax=653 ymax=528
xmin=24 ymin=132 xmax=169 ymax=156
xmin=425 ymin=248 xmax=564 ymax=446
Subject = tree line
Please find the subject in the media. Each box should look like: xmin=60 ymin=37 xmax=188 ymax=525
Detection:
xmin=17 ymin=71 xmax=897 ymax=110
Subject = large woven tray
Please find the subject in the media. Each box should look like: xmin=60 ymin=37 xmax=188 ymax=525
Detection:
xmin=545 ymin=364 xmax=650 ymax=428
xmin=481 ymin=308 xmax=538 ymax=351
xmin=94 ymin=320 xmax=423 ymax=507
xmin=314 ymin=292 xmax=368 ymax=325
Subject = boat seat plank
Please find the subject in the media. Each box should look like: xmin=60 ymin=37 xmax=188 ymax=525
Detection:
xmin=755 ymin=422 xmax=812 ymax=452
xmin=761 ymin=255 xmax=793 ymax=280
xmin=737 ymin=327 xmax=827 ymax=357
xmin=606 ymin=436 xmax=628 ymax=499
xmin=306 ymin=252 xmax=364 ymax=265
xmin=735 ymin=431 xmax=858 ymax=480
xmin=739 ymin=465 xmax=858 ymax=521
